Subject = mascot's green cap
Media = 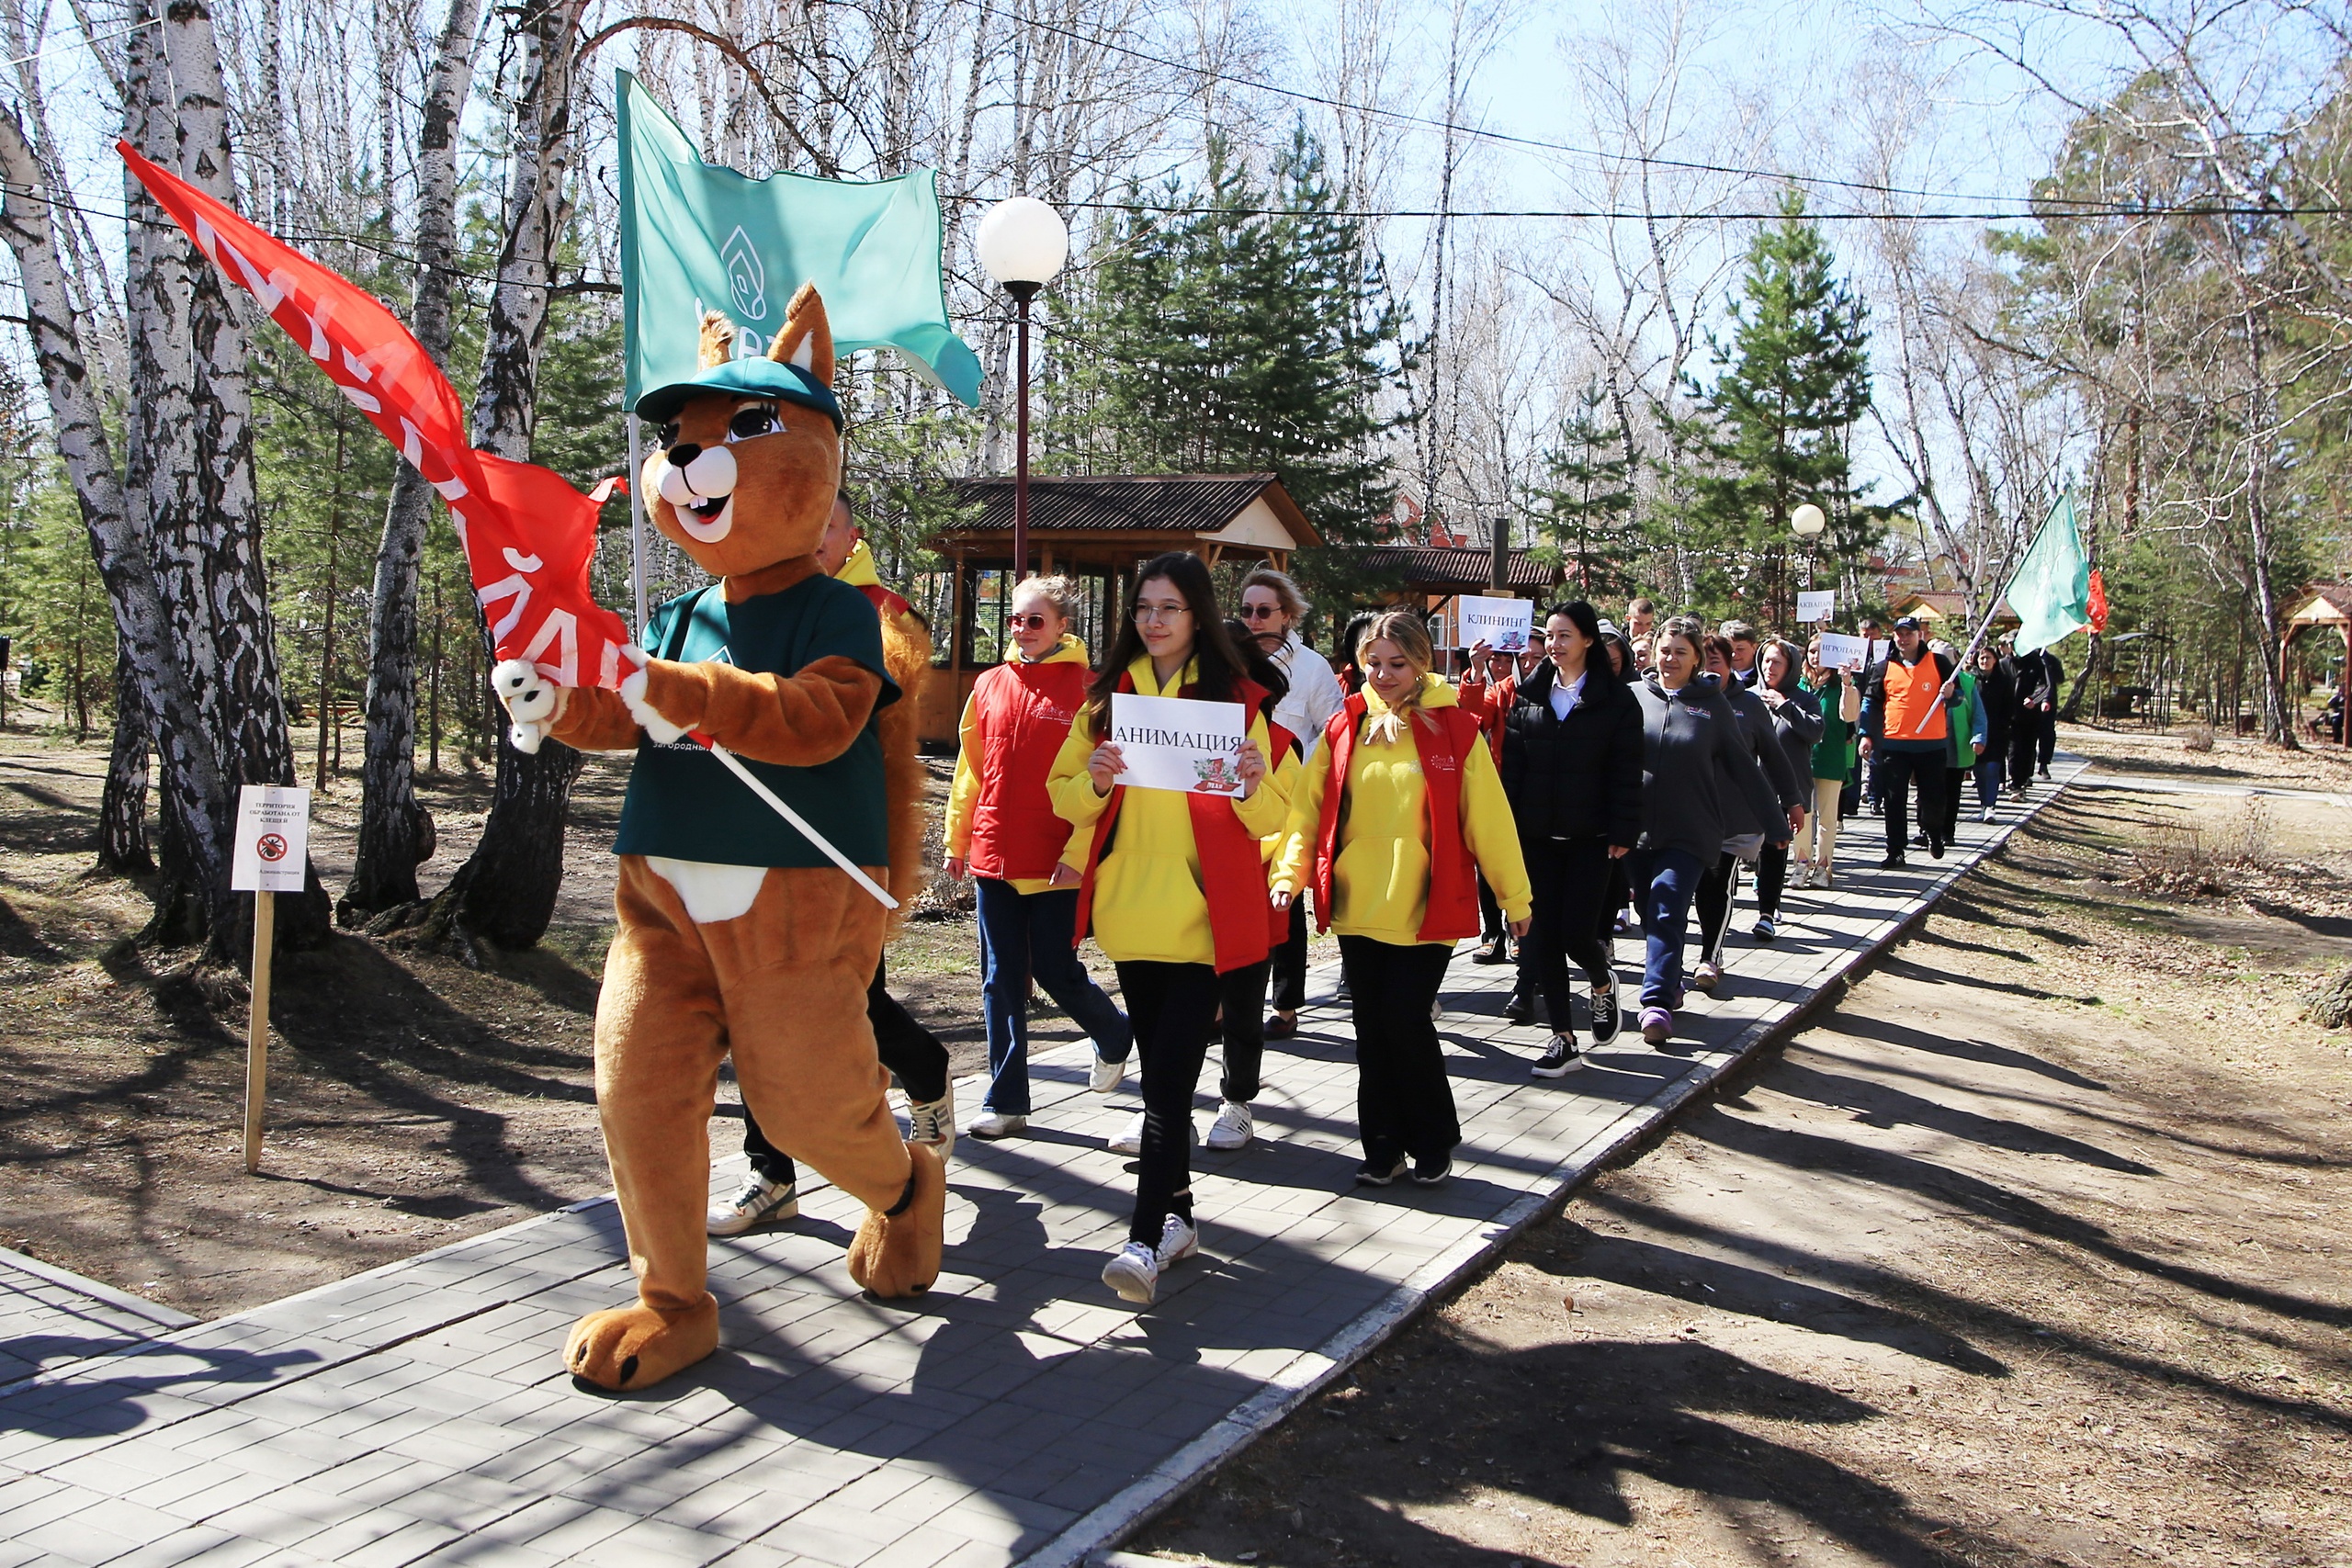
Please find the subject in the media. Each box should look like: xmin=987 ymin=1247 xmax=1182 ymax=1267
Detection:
xmin=634 ymin=358 xmax=844 ymax=432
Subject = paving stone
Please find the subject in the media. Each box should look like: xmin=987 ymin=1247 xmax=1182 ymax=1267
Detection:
xmin=0 ymin=766 xmax=2077 ymax=1566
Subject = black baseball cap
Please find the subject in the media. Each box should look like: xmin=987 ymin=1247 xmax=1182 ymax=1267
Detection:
xmin=1893 ymin=615 xmax=1922 ymax=631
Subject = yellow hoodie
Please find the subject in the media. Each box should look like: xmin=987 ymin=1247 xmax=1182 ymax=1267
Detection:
xmin=1046 ymin=657 xmax=1292 ymax=966
xmin=944 ymin=634 xmax=1090 ymax=895
xmin=1272 ymin=672 xmax=1532 ymax=946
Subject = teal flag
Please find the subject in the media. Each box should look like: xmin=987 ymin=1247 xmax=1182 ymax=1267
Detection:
xmin=2008 ymin=492 xmax=2090 ymax=654
xmin=617 ymin=71 xmax=982 ymax=407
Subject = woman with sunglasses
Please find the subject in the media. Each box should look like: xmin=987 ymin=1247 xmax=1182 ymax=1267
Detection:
xmin=1049 ymin=554 xmax=1287 ymax=1306
xmin=1272 ymin=610 xmax=1532 ymax=1188
xmin=944 ymin=577 xmax=1136 ymax=1140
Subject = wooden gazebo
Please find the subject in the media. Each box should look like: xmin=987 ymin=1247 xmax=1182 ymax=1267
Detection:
xmin=915 ymin=473 xmax=1322 ymax=742
xmin=1354 ymin=544 xmax=1563 ymax=670
xmin=2283 ymin=582 xmax=2352 ymax=745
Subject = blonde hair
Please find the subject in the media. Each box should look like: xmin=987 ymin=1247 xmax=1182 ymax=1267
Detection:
xmin=1010 ymin=574 xmax=1083 ymax=626
xmin=1356 ymin=609 xmax=1435 ymax=743
xmin=1238 ymin=568 xmax=1309 ymax=621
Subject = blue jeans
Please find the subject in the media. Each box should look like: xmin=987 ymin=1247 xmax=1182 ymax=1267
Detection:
xmin=1973 ymin=756 xmax=2003 ymax=811
xmin=1624 ymin=846 xmax=1704 ymax=1010
xmin=974 ymin=879 xmax=1134 ymax=1114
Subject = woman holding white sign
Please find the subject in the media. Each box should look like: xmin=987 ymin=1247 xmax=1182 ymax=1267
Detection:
xmin=1047 ymin=554 xmax=1287 ymax=1307
xmin=1271 ymin=611 xmax=1532 ymax=1189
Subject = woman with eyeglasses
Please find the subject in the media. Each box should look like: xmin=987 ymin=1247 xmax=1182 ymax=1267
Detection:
xmin=943 ymin=576 xmax=1136 ymax=1141
xmin=1272 ymin=610 xmax=1532 ymax=1189
xmin=1048 ymin=553 xmax=1287 ymax=1306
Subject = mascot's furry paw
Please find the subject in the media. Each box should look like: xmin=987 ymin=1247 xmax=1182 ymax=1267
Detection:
xmin=492 ymin=659 xmax=566 ymax=754
xmin=845 ymin=1141 xmax=945 ymax=1299
xmin=619 ymin=665 xmax=690 ymax=745
xmin=563 ymin=1292 xmax=719 ymax=1392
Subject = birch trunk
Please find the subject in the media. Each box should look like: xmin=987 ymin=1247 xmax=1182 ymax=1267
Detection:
xmin=99 ymin=644 xmax=154 ymax=874
xmin=343 ymin=0 xmax=481 ymax=921
xmin=122 ymin=0 xmax=326 ymax=956
xmin=0 ymin=107 xmax=220 ymax=909
xmin=408 ymin=0 xmax=583 ymax=957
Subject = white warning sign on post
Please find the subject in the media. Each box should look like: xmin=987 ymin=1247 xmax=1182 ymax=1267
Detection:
xmin=231 ymin=784 xmax=311 ymax=893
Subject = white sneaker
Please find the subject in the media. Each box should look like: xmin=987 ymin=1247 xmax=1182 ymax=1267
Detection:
xmin=706 ymin=1174 xmax=797 ymax=1236
xmin=968 ymin=1110 xmax=1027 ymax=1140
xmin=1102 ymin=1240 xmax=1161 ymax=1304
xmin=1087 ymin=1041 xmax=1126 ymax=1094
xmin=1107 ymin=1109 xmax=1194 ymax=1155
xmin=1204 ymin=1100 xmax=1253 ymax=1150
xmin=906 ymin=1082 xmax=956 ymax=1156
xmin=1690 ymin=960 xmax=1723 ymax=994
xmin=1157 ymin=1213 xmax=1200 ymax=1267
xmin=1794 ymin=862 xmax=1816 ymax=889
xmin=1978 ymin=807 xmax=1995 ymax=823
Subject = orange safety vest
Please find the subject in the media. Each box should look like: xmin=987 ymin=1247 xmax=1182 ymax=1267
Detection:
xmin=1882 ymin=654 xmax=1950 ymax=742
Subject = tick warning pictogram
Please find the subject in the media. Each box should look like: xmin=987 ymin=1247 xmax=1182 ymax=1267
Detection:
xmin=256 ymin=833 xmax=288 ymax=863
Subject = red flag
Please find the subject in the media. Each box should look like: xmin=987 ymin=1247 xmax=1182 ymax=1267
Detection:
xmin=2086 ymin=568 xmax=2109 ymax=634
xmin=119 ymin=141 xmax=633 ymax=690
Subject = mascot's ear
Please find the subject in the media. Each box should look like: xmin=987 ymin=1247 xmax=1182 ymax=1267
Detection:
xmin=697 ymin=310 xmax=739 ymax=371
xmin=768 ymin=284 xmax=834 ymax=388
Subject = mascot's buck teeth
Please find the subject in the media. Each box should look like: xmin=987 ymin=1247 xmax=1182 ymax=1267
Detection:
xmin=648 ymin=445 xmax=740 ymax=542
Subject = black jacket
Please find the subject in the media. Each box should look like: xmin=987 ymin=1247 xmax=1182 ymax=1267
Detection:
xmin=1498 ymin=660 xmax=1645 ymax=848
xmin=1630 ymin=674 xmax=1786 ymax=863
xmin=1757 ymin=680 xmax=1825 ymax=794
xmin=1973 ymin=660 xmax=2016 ymax=753
xmin=1716 ymin=676 xmax=1805 ymax=833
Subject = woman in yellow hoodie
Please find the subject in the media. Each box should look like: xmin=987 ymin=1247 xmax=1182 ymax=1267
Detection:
xmin=1047 ymin=553 xmax=1290 ymax=1306
xmin=1273 ymin=610 xmax=1532 ymax=1188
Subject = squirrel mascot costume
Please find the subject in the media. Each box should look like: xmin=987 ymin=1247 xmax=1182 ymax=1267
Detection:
xmin=495 ymin=285 xmax=944 ymax=1391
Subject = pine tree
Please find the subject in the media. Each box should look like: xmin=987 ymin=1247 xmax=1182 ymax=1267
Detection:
xmin=1685 ymin=189 xmax=1880 ymax=624
xmin=1062 ymin=125 xmax=1405 ymax=627
xmin=1539 ymin=381 xmax=1634 ymax=599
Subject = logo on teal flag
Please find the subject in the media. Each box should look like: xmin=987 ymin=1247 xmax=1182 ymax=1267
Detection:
xmin=616 ymin=70 xmax=982 ymax=408
xmin=2007 ymin=492 xmax=2091 ymax=654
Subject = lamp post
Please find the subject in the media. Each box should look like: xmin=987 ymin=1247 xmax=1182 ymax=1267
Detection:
xmin=976 ymin=197 xmax=1069 ymax=580
xmin=1791 ymin=502 xmax=1826 ymax=624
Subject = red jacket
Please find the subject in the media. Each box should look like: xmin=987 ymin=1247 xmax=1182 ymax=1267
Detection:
xmin=1076 ymin=673 xmax=1275 ymax=975
xmin=961 ymin=657 xmax=1091 ymax=881
xmin=1304 ymin=694 xmax=1486 ymax=943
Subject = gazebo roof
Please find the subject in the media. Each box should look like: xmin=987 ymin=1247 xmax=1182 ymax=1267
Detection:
xmin=1892 ymin=589 xmax=2018 ymax=626
xmin=1358 ymin=545 xmax=1559 ymax=595
xmin=934 ymin=473 xmax=1320 ymax=553
xmin=2287 ymin=582 xmax=2352 ymax=628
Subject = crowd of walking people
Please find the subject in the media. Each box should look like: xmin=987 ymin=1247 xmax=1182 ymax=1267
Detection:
xmin=708 ymin=535 xmax=2067 ymax=1307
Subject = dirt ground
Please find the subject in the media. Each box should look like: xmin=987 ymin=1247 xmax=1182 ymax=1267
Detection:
xmin=0 ymin=714 xmax=1136 ymax=1318
xmin=1129 ymin=745 xmax=2352 ymax=1566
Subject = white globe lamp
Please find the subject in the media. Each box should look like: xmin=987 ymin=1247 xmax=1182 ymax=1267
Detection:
xmin=1791 ymin=502 xmax=1826 ymax=536
xmin=976 ymin=197 xmax=1069 ymax=579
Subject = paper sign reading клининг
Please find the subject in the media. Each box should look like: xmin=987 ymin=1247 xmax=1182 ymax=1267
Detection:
xmin=1796 ymin=590 xmax=1836 ymax=623
xmin=1457 ymin=595 xmax=1535 ymax=652
xmin=1110 ymin=693 xmax=1251 ymax=795
xmin=1816 ymin=632 xmax=1871 ymax=671
xmin=231 ymin=785 xmax=311 ymax=893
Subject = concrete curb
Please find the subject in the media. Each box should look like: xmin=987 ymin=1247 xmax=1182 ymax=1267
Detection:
xmin=0 ymin=1246 xmax=197 ymax=1333
xmin=1035 ymin=761 xmax=2086 ymax=1568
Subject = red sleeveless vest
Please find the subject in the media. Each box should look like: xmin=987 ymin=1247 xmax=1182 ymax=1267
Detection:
xmin=1306 ymin=694 xmax=1485 ymax=943
xmin=1074 ymin=674 xmax=1274 ymax=976
xmin=965 ymin=659 xmax=1091 ymax=881
xmin=1260 ymin=716 xmax=1300 ymax=947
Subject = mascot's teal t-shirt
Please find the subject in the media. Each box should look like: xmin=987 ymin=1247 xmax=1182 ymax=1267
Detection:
xmin=613 ymin=574 xmax=899 ymax=868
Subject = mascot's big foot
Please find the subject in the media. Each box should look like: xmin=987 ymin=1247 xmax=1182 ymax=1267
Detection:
xmin=845 ymin=1141 xmax=945 ymax=1297
xmin=564 ymin=1292 xmax=719 ymax=1392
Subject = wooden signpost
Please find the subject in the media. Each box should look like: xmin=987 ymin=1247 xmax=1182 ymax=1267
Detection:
xmin=229 ymin=784 xmax=311 ymax=1173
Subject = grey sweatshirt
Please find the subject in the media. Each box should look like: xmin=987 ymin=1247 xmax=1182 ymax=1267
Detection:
xmin=1631 ymin=673 xmax=1790 ymax=863
xmin=1713 ymin=676 xmax=1805 ymax=836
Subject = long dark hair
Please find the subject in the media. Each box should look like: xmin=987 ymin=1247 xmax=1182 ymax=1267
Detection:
xmin=1225 ymin=617 xmax=1291 ymax=724
xmin=1546 ymin=600 xmax=1623 ymax=694
xmin=1084 ymin=551 xmax=1250 ymax=736
xmin=1335 ymin=611 xmax=1378 ymax=693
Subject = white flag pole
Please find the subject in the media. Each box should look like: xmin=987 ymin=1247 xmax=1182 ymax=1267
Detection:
xmin=704 ymin=740 xmax=899 ymax=909
xmin=626 ymin=412 xmax=650 ymax=639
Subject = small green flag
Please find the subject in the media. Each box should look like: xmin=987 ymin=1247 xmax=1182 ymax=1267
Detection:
xmin=2008 ymin=492 xmax=2090 ymax=654
xmin=617 ymin=70 xmax=982 ymax=408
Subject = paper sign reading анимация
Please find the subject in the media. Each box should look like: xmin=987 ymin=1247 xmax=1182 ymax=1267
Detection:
xmin=1456 ymin=595 xmax=1534 ymax=652
xmin=1110 ymin=693 xmax=1250 ymax=795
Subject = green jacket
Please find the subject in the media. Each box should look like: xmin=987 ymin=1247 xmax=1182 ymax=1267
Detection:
xmin=1947 ymin=671 xmax=1988 ymax=770
xmin=1805 ymin=673 xmax=1859 ymax=783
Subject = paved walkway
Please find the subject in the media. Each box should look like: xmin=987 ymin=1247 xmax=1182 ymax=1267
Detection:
xmin=0 ymin=761 xmax=2086 ymax=1568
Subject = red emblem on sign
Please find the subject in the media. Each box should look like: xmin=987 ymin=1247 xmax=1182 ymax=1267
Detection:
xmin=256 ymin=833 xmax=288 ymax=863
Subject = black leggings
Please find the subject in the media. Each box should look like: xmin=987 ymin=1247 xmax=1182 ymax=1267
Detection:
xmin=1340 ymin=937 xmax=1458 ymax=1168
xmin=1754 ymin=841 xmax=1788 ymax=919
xmin=1521 ymin=838 xmax=1615 ymax=1037
xmin=744 ymin=953 xmax=949 ymax=1183
xmin=1694 ymin=853 xmax=1741 ymax=966
xmin=1217 ymin=958 xmax=1268 ymax=1103
xmin=1116 ymin=959 xmax=1221 ymax=1247
xmin=1268 ymin=899 xmax=1309 ymax=1014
